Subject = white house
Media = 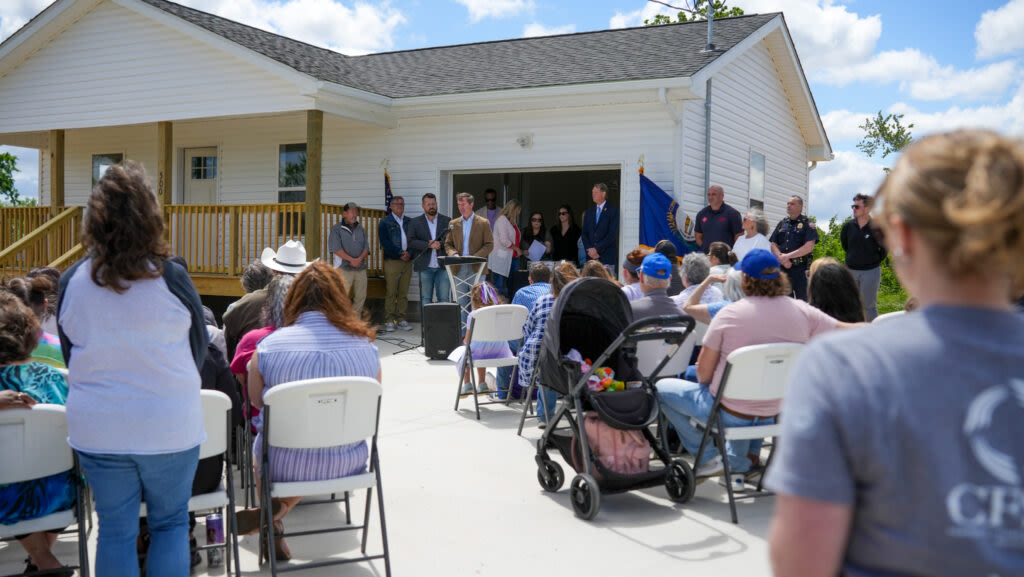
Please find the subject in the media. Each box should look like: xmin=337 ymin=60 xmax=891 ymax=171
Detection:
xmin=0 ymin=0 xmax=831 ymax=296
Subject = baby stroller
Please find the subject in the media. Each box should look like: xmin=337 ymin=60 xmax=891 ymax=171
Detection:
xmin=533 ymin=277 xmax=697 ymax=520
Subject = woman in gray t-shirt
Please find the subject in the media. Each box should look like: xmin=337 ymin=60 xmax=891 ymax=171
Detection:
xmin=767 ymin=130 xmax=1024 ymax=577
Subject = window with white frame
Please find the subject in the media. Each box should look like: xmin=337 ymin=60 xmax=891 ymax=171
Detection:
xmin=748 ymin=150 xmax=765 ymax=210
xmin=92 ymin=153 xmax=124 ymax=187
xmin=278 ymin=143 xmax=306 ymax=203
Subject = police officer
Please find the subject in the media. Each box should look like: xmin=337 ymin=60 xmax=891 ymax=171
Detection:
xmin=770 ymin=195 xmax=818 ymax=300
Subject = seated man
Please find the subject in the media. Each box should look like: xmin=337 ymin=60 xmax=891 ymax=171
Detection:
xmin=655 ymin=250 xmax=851 ymax=492
xmin=629 ymin=252 xmax=679 ymax=320
xmin=496 ymin=263 xmax=552 ymax=397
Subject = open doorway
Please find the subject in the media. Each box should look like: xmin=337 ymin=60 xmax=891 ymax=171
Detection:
xmin=450 ymin=167 xmax=620 ymax=238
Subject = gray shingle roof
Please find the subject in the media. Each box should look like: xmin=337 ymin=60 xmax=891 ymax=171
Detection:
xmin=140 ymin=0 xmax=777 ymax=99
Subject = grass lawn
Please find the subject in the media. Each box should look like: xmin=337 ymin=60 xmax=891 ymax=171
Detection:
xmin=878 ymin=291 xmax=908 ymax=314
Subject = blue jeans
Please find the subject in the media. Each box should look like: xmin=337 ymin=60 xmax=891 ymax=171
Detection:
xmin=493 ymin=273 xmax=509 ymax=300
xmin=656 ymin=379 xmax=773 ymax=473
xmin=77 ymin=446 xmax=200 ymax=577
xmin=535 ymin=385 xmax=558 ymax=422
xmin=496 ymin=340 xmax=520 ymax=397
xmin=419 ymin=267 xmax=451 ymax=305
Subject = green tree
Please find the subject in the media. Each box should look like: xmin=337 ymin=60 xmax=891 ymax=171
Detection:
xmin=857 ymin=111 xmax=914 ymax=171
xmin=644 ymin=0 xmax=744 ymax=25
xmin=0 ymin=152 xmax=20 ymax=205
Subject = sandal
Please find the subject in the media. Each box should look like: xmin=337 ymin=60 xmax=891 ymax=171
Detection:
xmin=236 ymin=499 xmax=284 ymax=536
xmin=259 ymin=520 xmax=292 ymax=563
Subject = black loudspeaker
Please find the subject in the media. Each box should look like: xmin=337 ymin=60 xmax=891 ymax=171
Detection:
xmin=423 ymin=303 xmax=460 ymax=360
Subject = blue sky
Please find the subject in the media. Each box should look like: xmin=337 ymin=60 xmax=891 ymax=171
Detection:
xmin=2 ymin=0 xmax=1023 ymax=223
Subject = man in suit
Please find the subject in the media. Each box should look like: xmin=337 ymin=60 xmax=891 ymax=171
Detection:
xmin=407 ymin=192 xmax=452 ymax=306
xmin=445 ymin=192 xmax=494 ymax=323
xmin=474 ymin=188 xmax=501 ymax=230
xmin=581 ymin=182 xmax=620 ymax=272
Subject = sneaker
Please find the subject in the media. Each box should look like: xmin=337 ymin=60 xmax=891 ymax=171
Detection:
xmin=384 ymin=321 xmax=396 ymax=332
xmin=478 ymin=380 xmax=492 ymax=393
xmin=695 ymin=455 xmax=724 ymax=479
xmin=537 ymin=420 xmax=547 ymax=430
xmin=397 ymin=320 xmax=413 ymax=331
xmin=460 ymin=382 xmax=474 ymax=396
xmin=718 ymin=473 xmax=747 ymax=493
xmin=744 ymin=464 xmax=766 ymax=484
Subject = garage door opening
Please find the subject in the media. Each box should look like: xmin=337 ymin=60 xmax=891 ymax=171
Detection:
xmin=450 ymin=167 xmax=621 ymax=248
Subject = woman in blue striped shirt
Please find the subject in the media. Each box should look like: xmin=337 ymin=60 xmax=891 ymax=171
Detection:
xmin=238 ymin=261 xmax=380 ymax=560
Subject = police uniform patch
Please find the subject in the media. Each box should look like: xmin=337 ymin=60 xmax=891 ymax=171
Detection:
xmin=797 ymin=222 xmax=804 ymax=229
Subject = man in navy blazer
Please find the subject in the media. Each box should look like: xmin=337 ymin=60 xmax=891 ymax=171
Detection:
xmin=581 ymin=182 xmax=619 ymax=271
xmin=407 ymin=192 xmax=452 ymax=306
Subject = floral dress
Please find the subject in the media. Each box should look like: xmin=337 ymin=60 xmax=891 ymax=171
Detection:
xmin=0 ymin=363 xmax=75 ymax=525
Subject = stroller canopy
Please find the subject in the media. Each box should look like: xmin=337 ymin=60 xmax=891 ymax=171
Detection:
xmin=539 ymin=277 xmax=637 ymax=395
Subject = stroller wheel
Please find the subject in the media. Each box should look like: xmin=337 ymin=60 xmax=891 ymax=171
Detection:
xmin=570 ymin=474 xmax=601 ymax=520
xmin=665 ymin=459 xmax=696 ymax=503
xmin=537 ymin=460 xmax=564 ymax=492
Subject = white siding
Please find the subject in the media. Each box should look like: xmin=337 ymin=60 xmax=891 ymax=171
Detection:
xmin=683 ymin=40 xmax=809 ymax=226
xmin=0 ymin=1 xmax=312 ymax=133
xmin=322 ymin=103 xmax=678 ymax=255
xmin=65 ymin=124 xmax=157 ymax=205
xmin=174 ymin=113 xmax=307 ymax=204
xmin=39 ymin=150 xmax=50 ymax=206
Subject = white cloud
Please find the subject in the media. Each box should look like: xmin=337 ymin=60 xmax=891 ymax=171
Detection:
xmin=0 ymin=0 xmax=53 ymax=43
xmin=609 ymin=3 xmax=675 ymax=28
xmin=522 ymin=22 xmax=575 ymax=37
xmin=976 ymin=0 xmax=1024 ymax=59
xmin=824 ymin=81 xmax=1024 ymax=147
xmin=817 ymin=48 xmax=1017 ymax=101
xmin=174 ymin=0 xmax=406 ymax=55
xmin=809 ymin=150 xmax=886 ymax=223
xmin=739 ymin=0 xmax=881 ymax=73
xmin=454 ymin=0 xmax=533 ymax=23
xmin=0 ymin=146 xmax=40 ymax=201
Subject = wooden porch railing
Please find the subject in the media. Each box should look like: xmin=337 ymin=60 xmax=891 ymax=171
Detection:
xmin=1 ymin=206 xmax=54 ymax=249
xmin=0 ymin=206 xmax=83 ymax=277
xmin=163 ymin=203 xmax=387 ymax=276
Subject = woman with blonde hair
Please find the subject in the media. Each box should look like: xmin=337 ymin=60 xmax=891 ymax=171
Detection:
xmin=769 ymin=130 xmax=1024 ymax=577
xmin=488 ymin=199 xmax=522 ymax=298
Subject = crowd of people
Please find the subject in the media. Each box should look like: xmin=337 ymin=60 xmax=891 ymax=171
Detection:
xmin=1 ymin=129 xmax=1022 ymax=576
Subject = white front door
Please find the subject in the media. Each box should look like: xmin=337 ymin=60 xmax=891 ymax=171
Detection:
xmin=184 ymin=147 xmax=218 ymax=205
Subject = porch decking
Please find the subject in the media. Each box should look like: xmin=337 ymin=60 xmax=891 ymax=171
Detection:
xmin=0 ymin=204 xmax=389 ymax=297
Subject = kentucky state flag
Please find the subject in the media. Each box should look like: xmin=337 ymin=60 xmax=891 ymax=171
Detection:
xmin=639 ymin=171 xmax=700 ymax=255
xmin=384 ymin=171 xmax=393 ymax=215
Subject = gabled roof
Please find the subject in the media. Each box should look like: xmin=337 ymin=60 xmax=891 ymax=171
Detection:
xmin=140 ymin=0 xmax=777 ymax=98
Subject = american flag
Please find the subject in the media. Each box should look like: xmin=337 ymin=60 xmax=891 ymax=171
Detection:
xmin=384 ymin=171 xmax=393 ymax=215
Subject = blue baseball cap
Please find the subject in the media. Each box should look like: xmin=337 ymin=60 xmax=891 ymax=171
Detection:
xmin=640 ymin=252 xmax=672 ymax=279
xmin=735 ymin=249 xmax=780 ymax=279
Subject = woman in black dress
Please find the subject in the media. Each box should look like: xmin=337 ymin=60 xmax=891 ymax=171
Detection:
xmin=521 ymin=211 xmax=552 ymax=263
xmin=549 ymin=204 xmax=581 ymax=263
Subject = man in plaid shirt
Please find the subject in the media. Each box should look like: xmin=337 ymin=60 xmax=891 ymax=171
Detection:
xmin=496 ymin=264 xmax=552 ymax=397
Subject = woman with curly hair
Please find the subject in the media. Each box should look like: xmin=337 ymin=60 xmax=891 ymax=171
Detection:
xmin=0 ymin=291 xmax=74 ymax=575
xmin=769 ymin=130 xmax=1024 ymax=577
xmin=57 ymin=161 xmax=207 ymax=576
xmin=238 ymin=261 xmax=380 ymax=560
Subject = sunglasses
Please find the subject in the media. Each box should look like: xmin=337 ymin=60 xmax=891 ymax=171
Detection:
xmin=530 ymin=218 xmax=542 ymax=222
xmin=558 ymin=211 xmax=569 ymax=216
xmin=852 ymin=204 xmax=863 ymax=210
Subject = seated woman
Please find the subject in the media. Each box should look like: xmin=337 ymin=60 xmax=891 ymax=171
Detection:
xmin=808 ymin=257 xmax=866 ymax=322
xmin=0 ymin=291 xmax=74 ymax=575
xmin=239 ymin=261 xmax=380 ymax=561
xmin=4 ymin=277 xmax=64 ymax=368
xmin=682 ymin=269 xmax=744 ymax=325
xmin=231 ymin=275 xmax=295 ymax=434
xmin=654 ymin=240 xmax=684 ymax=296
xmin=707 ymin=241 xmax=736 ymax=277
xmin=675 ymin=252 xmax=724 ymax=306
xmin=581 ymin=259 xmax=620 ymax=286
xmin=657 ymin=250 xmax=859 ymax=490
xmin=620 ymin=248 xmax=648 ymax=301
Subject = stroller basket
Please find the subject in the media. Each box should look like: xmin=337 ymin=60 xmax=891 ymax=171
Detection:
xmin=548 ymin=428 xmax=669 ymax=493
xmin=587 ymin=388 xmax=659 ymax=430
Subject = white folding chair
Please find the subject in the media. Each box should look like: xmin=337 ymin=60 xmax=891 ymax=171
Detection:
xmin=454 ymin=304 xmax=529 ymax=420
xmin=0 ymin=405 xmax=90 ymax=577
xmin=690 ymin=342 xmax=803 ymax=524
xmin=259 ymin=377 xmax=390 ymax=577
xmin=872 ymin=310 xmax=906 ymax=324
xmin=635 ymin=327 xmax=697 ymax=382
xmin=139 ymin=390 xmax=241 ymax=577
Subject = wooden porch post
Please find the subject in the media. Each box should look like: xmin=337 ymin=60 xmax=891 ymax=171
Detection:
xmin=305 ymin=110 xmax=323 ymax=258
xmin=49 ymin=130 xmax=64 ymax=210
xmin=157 ymin=121 xmax=173 ymax=205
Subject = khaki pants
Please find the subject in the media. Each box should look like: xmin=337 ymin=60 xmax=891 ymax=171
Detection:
xmin=339 ymin=267 xmax=368 ymax=314
xmin=383 ymin=259 xmax=413 ymax=323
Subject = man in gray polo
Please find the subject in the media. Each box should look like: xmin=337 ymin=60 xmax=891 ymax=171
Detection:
xmin=328 ymin=202 xmax=370 ymax=315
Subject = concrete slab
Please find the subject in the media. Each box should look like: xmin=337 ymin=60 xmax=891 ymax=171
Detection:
xmin=0 ymin=323 xmax=775 ymax=576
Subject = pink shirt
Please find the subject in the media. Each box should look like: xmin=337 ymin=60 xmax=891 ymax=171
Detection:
xmin=702 ymin=296 xmax=837 ymax=416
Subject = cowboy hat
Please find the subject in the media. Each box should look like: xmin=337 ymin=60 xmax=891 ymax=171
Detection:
xmin=261 ymin=240 xmax=314 ymax=274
